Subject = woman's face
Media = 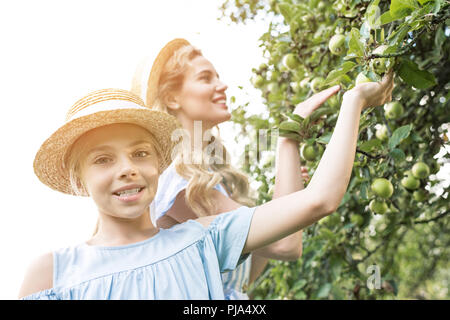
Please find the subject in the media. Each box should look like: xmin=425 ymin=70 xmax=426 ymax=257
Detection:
xmin=75 ymin=123 xmax=159 ymax=220
xmin=174 ymin=55 xmax=231 ymax=129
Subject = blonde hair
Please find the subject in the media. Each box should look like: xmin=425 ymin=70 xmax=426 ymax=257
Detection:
xmin=154 ymin=45 xmax=255 ymax=216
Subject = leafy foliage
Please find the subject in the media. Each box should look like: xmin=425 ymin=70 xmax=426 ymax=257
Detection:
xmin=220 ymin=0 xmax=450 ymax=299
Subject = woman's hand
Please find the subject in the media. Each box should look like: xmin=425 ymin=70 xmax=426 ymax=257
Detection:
xmin=293 ymin=85 xmax=340 ymax=118
xmin=301 ymin=166 xmax=310 ymax=184
xmin=344 ymin=69 xmax=395 ymax=110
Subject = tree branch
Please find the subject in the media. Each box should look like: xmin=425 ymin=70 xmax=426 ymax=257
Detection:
xmin=356 ymin=148 xmax=387 ymax=159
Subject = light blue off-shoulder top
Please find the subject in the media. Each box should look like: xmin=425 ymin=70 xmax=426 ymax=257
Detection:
xmin=21 ymin=206 xmax=255 ymax=300
xmin=151 ymin=162 xmax=252 ymax=300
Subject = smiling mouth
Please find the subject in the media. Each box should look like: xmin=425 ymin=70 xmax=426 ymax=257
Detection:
xmin=113 ymin=187 xmax=145 ymax=197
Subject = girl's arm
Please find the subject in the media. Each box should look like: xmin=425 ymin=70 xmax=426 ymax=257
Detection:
xmin=242 ymin=71 xmax=394 ymax=254
xmin=251 ymin=85 xmax=341 ymax=262
xmin=18 ymin=252 xmax=53 ymax=299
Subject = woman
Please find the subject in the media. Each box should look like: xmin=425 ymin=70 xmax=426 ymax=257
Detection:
xmin=132 ymin=39 xmax=344 ymax=299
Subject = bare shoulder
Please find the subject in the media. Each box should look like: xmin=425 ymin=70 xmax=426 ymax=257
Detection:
xmin=18 ymin=252 xmax=53 ymax=299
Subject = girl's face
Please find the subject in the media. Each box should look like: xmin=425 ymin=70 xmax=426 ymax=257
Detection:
xmin=75 ymin=123 xmax=159 ymax=220
xmin=174 ymin=55 xmax=231 ymax=129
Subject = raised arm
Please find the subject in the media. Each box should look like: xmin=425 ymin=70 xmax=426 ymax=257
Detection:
xmin=243 ymin=71 xmax=394 ymax=254
xmin=250 ymin=86 xmax=340 ymax=264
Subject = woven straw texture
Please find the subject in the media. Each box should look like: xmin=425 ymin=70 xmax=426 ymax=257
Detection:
xmin=131 ymin=38 xmax=190 ymax=107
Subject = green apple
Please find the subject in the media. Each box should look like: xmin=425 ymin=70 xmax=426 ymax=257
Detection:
xmin=311 ymin=77 xmax=325 ymax=93
xmin=369 ymin=199 xmax=388 ymax=215
xmin=282 ymin=53 xmax=300 ymax=70
xmin=301 ymin=144 xmax=318 ymax=161
xmin=290 ymin=81 xmax=301 ymax=93
xmin=267 ymin=82 xmax=279 ymax=93
xmin=411 ymin=161 xmax=430 ymax=179
xmin=371 ymin=178 xmax=394 ymax=199
xmin=259 ymin=63 xmax=268 ymax=71
xmin=329 ymin=34 xmax=346 ymax=56
xmin=299 ymin=77 xmax=310 ymax=89
xmin=351 ymin=214 xmax=364 ymax=226
xmin=370 ymin=45 xmax=395 ymax=75
xmin=280 ymin=120 xmax=301 ymax=132
xmin=375 ymin=125 xmax=389 ymax=141
xmin=317 ymin=1 xmax=326 ymax=11
xmin=355 ymin=72 xmax=372 ymax=85
xmin=430 ymin=160 xmax=440 ymax=174
xmin=413 ymin=189 xmax=428 ymax=202
xmin=251 ymin=75 xmax=264 ymax=88
xmin=384 ymin=101 xmax=404 ymax=120
xmin=401 ymin=174 xmax=420 ymax=190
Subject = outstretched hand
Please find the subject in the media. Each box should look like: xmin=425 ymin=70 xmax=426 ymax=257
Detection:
xmin=293 ymin=85 xmax=341 ymax=118
xmin=344 ymin=69 xmax=395 ymax=109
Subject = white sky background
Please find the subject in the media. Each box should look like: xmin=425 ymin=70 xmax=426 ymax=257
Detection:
xmin=0 ymin=0 xmax=267 ymax=299
xmin=0 ymin=0 xmax=448 ymax=300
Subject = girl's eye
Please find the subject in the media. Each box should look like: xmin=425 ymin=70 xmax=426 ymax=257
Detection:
xmin=134 ymin=150 xmax=149 ymax=157
xmin=94 ymin=157 xmax=111 ymax=164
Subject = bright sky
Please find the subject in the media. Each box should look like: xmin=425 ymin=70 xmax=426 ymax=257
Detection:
xmin=0 ymin=0 xmax=267 ymax=299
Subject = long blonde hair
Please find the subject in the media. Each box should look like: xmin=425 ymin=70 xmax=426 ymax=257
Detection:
xmin=153 ymin=45 xmax=255 ymax=216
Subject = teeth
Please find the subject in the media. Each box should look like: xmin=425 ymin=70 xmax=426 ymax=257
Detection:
xmin=215 ymin=99 xmax=226 ymax=104
xmin=116 ymin=188 xmax=141 ymax=196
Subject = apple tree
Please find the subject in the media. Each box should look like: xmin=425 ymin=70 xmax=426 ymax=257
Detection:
xmin=219 ymin=0 xmax=450 ymax=299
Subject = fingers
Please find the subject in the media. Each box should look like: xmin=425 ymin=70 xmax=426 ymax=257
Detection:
xmin=381 ymin=69 xmax=394 ymax=88
xmin=300 ymin=166 xmax=310 ymax=182
xmin=308 ymin=85 xmax=341 ymax=107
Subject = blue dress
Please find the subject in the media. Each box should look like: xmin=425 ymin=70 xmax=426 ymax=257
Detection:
xmin=21 ymin=206 xmax=256 ymax=300
xmin=152 ymin=162 xmax=252 ymax=300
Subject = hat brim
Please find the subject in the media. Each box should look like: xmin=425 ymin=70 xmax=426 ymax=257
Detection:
xmin=131 ymin=38 xmax=190 ymax=107
xmin=33 ymin=108 xmax=180 ymax=196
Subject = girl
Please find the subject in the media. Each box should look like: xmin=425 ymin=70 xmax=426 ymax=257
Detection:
xmin=131 ymin=39 xmax=343 ymax=299
xmin=19 ymin=70 xmax=393 ymax=299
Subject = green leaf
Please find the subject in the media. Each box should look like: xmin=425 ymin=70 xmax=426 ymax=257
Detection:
xmin=389 ymin=148 xmax=406 ymax=164
xmin=348 ymin=28 xmax=365 ymax=58
xmin=359 ymin=139 xmax=382 ymax=152
xmin=388 ymin=124 xmax=413 ymax=150
xmin=360 ymin=181 xmax=369 ymax=200
xmin=366 ymin=0 xmax=381 ymax=29
xmin=317 ymin=132 xmax=332 ymax=144
xmin=325 ymin=61 xmax=357 ymax=84
xmin=398 ymin=59 xmax=437 ymax=89
xmin=417 ymin=0 xmax=433 ymax=5
xmin=317 ymin=283 xmax=332 ymax=298
xmin=378 ymin=10 xmax=398 ymax=25
xmin=390 ymin=0 xmax=419 ymax=19
xmin=278 ymin=3 xmax=294 ymax=24
xmin=387 ymin=24 xmax=411 ymax=45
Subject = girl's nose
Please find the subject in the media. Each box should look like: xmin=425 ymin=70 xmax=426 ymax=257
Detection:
xmin=118 ymin=158 xmax=139 ymax=179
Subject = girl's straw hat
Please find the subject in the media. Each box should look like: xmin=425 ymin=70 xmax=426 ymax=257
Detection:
xmin=131 ymin=38 xmax=190 ymax=107
xmin=33 ymin=88 xmax=180 ymax=196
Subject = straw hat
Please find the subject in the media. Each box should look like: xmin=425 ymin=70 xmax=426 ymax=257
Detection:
xmin=33 ymin=88 xmax=181 ymax=196
xmin=131 ymin=38 xmax=190 ymax=107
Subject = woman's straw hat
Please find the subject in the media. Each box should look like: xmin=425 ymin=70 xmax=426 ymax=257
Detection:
xmin=131 ymin=38 xmax=190 ymax=107
xmin=33 ymin=88 xmax=180 ymax=196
